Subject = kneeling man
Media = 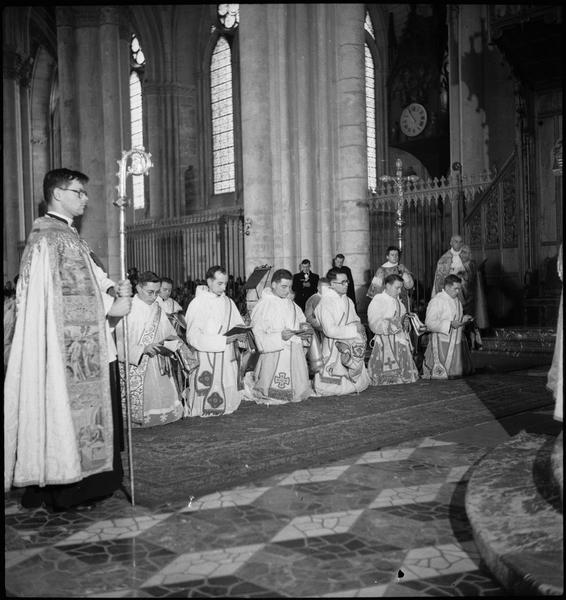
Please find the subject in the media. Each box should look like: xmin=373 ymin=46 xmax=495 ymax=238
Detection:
xmin=185 ymin=265 xmax=247 ymax=417
xmin=422 ymin=274 xmax=474 ymax=379
xmin=367 ymin=274 xmax=419 ymax=385
xmin=314 ymin=269 xmax=370 ymax=395
xmin=245 ymin=269 xmax=313 ymax=405
xmin=116 ymin=271 xmax=185 ymax=427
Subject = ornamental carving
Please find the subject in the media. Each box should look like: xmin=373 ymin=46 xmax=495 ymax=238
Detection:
xmin=485 ymin=189 xmax=500 ymax=248
xmin=3 ymin=48 xmax=34 ymax=87
xmin=502 ymin=178 xmax=517 ymax=247
xmin=467 ymin=210 xmax=482 ymax=247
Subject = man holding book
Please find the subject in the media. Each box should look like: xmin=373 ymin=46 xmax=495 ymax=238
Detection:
xmin=244 ymin=269 xmax=313 ymax=405
xmin=367 ymin=274 xmax=419 ymax=385
xmin=184 ymin=265 xmax=248 ymax=417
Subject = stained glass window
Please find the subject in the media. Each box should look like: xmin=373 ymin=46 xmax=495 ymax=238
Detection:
xmin=210 ymin=36 xmax=235 ymax=194
xmin=364 ymin=10 xmax=375 ymax=39
xmin=130 ymin=35 xmax=146 ymax=210
xmin=365 ymin=43 xmax=377 ymax=192
xmin=217 ymin=4 xmax=239 ymax=30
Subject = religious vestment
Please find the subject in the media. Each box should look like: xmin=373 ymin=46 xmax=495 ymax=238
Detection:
xmin=547 ymin=244 xmax=563 ymax=422
xmin=5 ymin=215 xmax=121 ymax=501
xmin=157 ymin=295 xmax=183 ymax=315
xmin=157 ymin=295 xmax=186 ymax=340
xmin=432 ymin=248 xmax=489 ymax=331
xmin=367 ymin=262 xmax=414 ymax=310
xmin=329 ymin=264 xmax=357 ymax=308
xmin=116 ymin=295 xmax=184 ymax=427
xmin=184 ymin=287 xmax=245 ymax=417
xmin=313 ymin=287 xmax=370 ymax=395
xmin=244 ymin=287 xmax=312 ymax=405
xmin=367 ymin=292 xmax=419 ymax=385
xmin=305 ymin=292 xmax=323 ymax=333
xmin=4 ymin=294 xmax=16 ymax=368
xmin=422 ymin=290 xmax=474 ymax=379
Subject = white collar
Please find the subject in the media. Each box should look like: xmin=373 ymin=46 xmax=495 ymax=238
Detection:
xmin=46 ymin=210 xmax=74 ymax=227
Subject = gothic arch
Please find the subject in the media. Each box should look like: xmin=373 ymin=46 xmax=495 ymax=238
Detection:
xmin=365 ymin=5 xmax=389 ymax=177
xmin=30 ymin=45 xmax=57 ymax=213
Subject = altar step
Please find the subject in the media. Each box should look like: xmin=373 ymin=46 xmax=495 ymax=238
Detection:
xmin=480 ymin=326 xmax=556 ymax=355
xmin=465 ymin=430 xmax=563 ymax=595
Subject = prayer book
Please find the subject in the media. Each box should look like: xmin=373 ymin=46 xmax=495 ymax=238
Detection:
xmin=405 ymin=313 xmax=427 ymax=333
xmin=224 ymin=325 xmax=253 ymax=336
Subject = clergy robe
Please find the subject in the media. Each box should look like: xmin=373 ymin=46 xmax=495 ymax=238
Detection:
xmin=367 ymin=262 xmax=414 ymax=310
xmin=313 ymin=287 xmax=370 ymax=395
xmin=185 ymin=288 xmax=245 ymax=417
xmin=547 ymin=244 xmax=563 ymax=422
xmin=245 ymin=287 xmax=312 ymax=405
xmin=116 ymin=295 xmax=184 ymax=427
xmin=367 ymin=292 xmax=419 ymax=385
xmin=4 ymin=216 xmax=120 ymax=499
xmin=422 ymin=290 xmax=474 ymax=379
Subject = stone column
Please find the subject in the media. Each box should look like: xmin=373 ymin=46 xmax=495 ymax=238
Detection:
xmin=240 ymin=2 xmax=369 ymax=288
xmin=56 ymin=6 xmax=130 ymax=280
xmin=2 ymin=47 xmax=30 ymax=280
xmin=331 ymin=3 xmax=370 ymax=301
xmin=56 ymin=8 xmax=80 ymax=169
xmin=240 ymin=4 xmax=276 ymax=272
xmin=99 ymin=6 xmax=128 ymax=280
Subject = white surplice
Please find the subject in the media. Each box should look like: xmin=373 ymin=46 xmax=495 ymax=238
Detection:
xmin=422 ymin=290 xmax=474 ymax=379
xmin=116 ymin=295 xmax=184 ymax=427
xmin=244 ymin=287 xmax=312 ymax=405
xmin=367 ymin=292 xmax=418 ymax=385
xmin=185 ymin=288 xmax=245 ymax=417
xmin=313 ymin=287 xmax=370 ymax=396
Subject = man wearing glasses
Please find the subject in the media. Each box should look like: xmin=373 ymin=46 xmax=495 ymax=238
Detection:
xmin=313 ymin=269 xmax=370 ymax=396
xmin=5 ymin=168 xmax=133 ymax=512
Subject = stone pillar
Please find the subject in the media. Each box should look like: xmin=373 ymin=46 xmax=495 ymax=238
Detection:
xmin=240 ymin=2 xmax=369 ymax=292
xmin=56 ymin=6 xmax=130 ymax=280
xmin=99 ymin=6 xmax=128 ymax=280
xmin=2 ymin=47 xmax=30 ymax=281
xmin=332 ymin=3 xmax=370 ymax=300
xmin=447 ymin=4 xmax=492 ymax=236
xmin=56 ymin=8 xmax=80 ymax=169
xmin=240 ymin=4 xmax=276 ymax=272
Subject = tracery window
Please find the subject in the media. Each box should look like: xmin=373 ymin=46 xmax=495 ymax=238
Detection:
xmin=210 ymin=36 xmax=235 ymax=194
xmin=208 ymin=4 xmax=239 ymax=197
xmin=365 ymin=11 xmax=377 ymax=192
xmin=130 ymin=34 xmax=146 ymax=210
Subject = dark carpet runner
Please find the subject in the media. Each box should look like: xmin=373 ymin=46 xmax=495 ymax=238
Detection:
xmin=125 ymin=354 xmax=553 ymax=508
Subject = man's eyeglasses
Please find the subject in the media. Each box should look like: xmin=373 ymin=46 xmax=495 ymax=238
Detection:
xmin=58 ymin=187 xmax=88 ymax=199
xmin=333 ymin=280 xmax=349 ymax=286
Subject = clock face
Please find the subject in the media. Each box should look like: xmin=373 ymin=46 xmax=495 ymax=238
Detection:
xmin=400 ymin=103 xmax=428 ymax=137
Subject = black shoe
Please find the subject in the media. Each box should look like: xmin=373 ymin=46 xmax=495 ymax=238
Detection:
xmin=21 ymin=487 xmax=45 ymax=509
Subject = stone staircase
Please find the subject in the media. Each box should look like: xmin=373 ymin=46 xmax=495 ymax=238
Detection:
xmin=465 ymin=429 xmax=563 ymax=595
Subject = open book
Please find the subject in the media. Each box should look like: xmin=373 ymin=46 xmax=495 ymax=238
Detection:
xmin=223 ymin=325 xmax=253 ymax=337
xmin=405 ymin=312 xmax=427 ymax=333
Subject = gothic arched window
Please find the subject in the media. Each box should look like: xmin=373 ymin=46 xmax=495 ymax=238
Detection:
xmin=130 ymin=34 xmax=146 ymax=210
xmin=210 ymin=35 xmax=235 ymax=194
xmin=365 ymin=11 xmax=377 ymax=192
xmin=205 ymin=4 xmax=240 ymax=201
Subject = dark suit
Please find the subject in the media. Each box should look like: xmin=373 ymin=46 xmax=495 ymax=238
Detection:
xmin=292 ymin=270 xmax=319 ymax=311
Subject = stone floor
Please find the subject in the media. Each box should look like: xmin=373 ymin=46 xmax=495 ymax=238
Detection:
xmin=5 ymin=377 xmax=561 ymax=597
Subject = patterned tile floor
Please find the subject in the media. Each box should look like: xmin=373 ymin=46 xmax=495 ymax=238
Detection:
xmin=5 ymin=404 xmax=558 ymax=598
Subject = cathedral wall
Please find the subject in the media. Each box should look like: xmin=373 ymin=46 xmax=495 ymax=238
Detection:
xmin=240 ymin=3 xmax=370 ymax=299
